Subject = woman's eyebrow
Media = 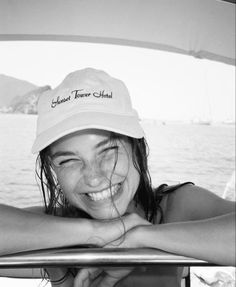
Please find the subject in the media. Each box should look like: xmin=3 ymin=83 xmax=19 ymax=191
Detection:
xmin=95 ymin=139 xmax=111 ymax=149
xmin=50 ymin=151 xmax=76 ymax=160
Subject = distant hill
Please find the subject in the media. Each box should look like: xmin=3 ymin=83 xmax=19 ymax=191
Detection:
xmin=0 ymin=74 xmax=38 ymax=107
xmin=10 ymin=85 xmax=51 ymax=114
xmin=0 ymin=74 xmax=51 ymax=114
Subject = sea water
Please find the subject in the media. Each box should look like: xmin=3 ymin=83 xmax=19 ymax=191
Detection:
xmin=0 ymin=114 xmax=235 ymax=207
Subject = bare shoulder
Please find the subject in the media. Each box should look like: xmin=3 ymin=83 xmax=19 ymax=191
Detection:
xmin=23 ymin=206 xmax=45 ymax=214
xmin=163 ymin=184 xmax=235 ymax=223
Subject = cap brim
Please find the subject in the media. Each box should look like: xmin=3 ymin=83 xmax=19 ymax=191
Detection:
xmin=32 ymin=112 xmax=144 ymax=153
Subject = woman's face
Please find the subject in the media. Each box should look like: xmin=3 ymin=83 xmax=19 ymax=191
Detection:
xmin=49 ymin=129 xmax=140 ymax=219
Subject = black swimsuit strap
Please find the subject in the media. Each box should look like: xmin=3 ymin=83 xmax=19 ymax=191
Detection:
xmin=156 ymin=181 xmax=194 ymax=196
xmin=154 ymin=182 xmax=194 ymax=224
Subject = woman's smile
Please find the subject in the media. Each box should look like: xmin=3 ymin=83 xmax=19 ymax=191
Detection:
xmin=85 ymin=183 xmax=122 ymax=202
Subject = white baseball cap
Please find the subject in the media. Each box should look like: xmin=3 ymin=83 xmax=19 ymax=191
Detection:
xmin=32 ymin=68 xmax=144 ymax=153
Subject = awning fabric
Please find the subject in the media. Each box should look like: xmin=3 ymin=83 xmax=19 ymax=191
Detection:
xmin=0 ymin=0 xmax=235 ymax=65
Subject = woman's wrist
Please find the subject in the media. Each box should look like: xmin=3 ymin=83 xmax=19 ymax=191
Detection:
xmin=134 ymin=225 xmax=159 ymax=248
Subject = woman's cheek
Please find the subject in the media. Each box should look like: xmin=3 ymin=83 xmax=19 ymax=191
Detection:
xmin=114 ymin=154 xmax=130 ymax=174
xmin=57 ymin=168 xmax=79 ymax=194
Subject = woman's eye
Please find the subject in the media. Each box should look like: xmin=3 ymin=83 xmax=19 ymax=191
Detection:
xmin=55 ymin=158 xmax=80 ymax=167
xmin=100 ymin=146 xmax=119 ymax=160
xmin=102 ymin=146 xmax=118 ymax=155
xmin=59 ymin=159 xmax=73 ymax=165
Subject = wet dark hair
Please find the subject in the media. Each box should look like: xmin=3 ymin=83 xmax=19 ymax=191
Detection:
xmin=36 ymin=133 xmax=165 ymax=223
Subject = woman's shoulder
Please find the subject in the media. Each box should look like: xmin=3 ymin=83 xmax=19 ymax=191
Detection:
xmin=161 ymin=183 xmax=235 ymax=223
xmin=23 ymin=206 xmax=46 ymax=214
xmin=157 ymin=182 xmax=194 ymax=223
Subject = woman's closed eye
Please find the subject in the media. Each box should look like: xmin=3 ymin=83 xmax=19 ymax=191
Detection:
xmin=102 ymin=145 xmax=118 ymax=153
xmin=100 ymin=146 xmax=119 ymax=158
xmin=52 ymin=156 xmax=82 ymax=167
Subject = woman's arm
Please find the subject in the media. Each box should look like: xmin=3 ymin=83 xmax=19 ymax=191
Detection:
xmin=109 ymin=212 xmax=235 ymax=266
xmin=0 ymin=204 xmax=92 ymax=256
xmin=0 ymin=204 xmax=148 ymax=256
xmin=113 ymin=185 xmax=235 ymax=266
xmin=138 ymin=212 xmax=235 ymax=266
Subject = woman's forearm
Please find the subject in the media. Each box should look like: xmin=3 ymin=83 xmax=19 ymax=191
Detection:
xmin=0 ymin=204 xmax=94 ymax=256
xmin=141 ymin=213 xmax=235 ymax=266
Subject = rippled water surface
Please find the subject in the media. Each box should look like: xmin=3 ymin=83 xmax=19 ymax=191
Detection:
xmin=0 ymin=114 xmax=235 ymax=207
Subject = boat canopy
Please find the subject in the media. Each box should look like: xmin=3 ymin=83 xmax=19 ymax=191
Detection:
xmin=0 ymin=0 xmax=235 ymax=65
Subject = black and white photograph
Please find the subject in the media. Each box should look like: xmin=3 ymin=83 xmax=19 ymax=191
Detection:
xmin=0 ymin=1 xmax=235 ymax=286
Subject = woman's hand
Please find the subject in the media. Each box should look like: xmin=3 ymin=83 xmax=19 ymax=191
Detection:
xmin=72 ymin=214 xmax=150 ymax=286
xmin=47 ymin=266 xmax=134 ymax=287
xmin=73 ymin=267 xmax=134 ymax=287
xmin=88 ymin=213 xmax=151 ymax=247
xmin=46 ymin=267 xmax=74 ymax=287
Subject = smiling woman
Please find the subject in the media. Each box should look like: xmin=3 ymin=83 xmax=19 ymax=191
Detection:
xmin=0 ymin=68 xmax=235 ymax=287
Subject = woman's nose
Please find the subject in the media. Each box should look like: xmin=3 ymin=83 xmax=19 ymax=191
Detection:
xmin=83 ymin=164 xmax=104 ymax=187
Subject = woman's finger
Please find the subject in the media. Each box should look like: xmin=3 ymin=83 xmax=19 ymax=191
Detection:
xmin=73 ymin=268 xmax=102 ymax=287
xmin=46 ymin=267 xmax=74 ymax=287
xmin=97 ymin=268 xmax=134 ymax=287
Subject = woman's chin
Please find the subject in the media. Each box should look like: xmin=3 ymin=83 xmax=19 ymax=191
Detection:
xmin=88 ymin=206 xmax=126 ymax=220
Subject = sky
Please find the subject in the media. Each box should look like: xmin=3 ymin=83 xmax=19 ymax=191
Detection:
xmin=0 ymin=41 xmax=235 ymax=122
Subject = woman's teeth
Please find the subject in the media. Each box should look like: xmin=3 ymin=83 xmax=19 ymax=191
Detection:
xmin=87 ymin=184 xmax=121 ymax=201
